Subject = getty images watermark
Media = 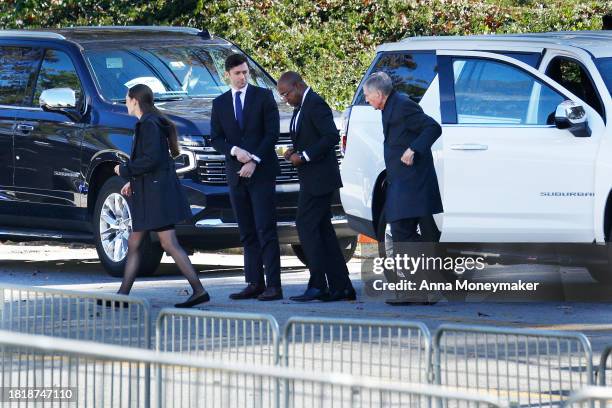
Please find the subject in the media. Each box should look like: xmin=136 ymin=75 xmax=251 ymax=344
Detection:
xmin=356 ymin=242 xmax=612 ymax=302
xmin=370 ymin=253 xmax=541 ymax=293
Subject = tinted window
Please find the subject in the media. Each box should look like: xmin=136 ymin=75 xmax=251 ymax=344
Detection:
xmin=545 ymin=57 xmax=604 ymax=118
xmin=85 ymin=45 xmax=279 ymax=102
xmin=33 ymin=50 xmax=83 ymax=108
xmin=488 ymin=51 xmax=542 ymax=68
xmin=597 ymin=57 xmax=612 ymax=97
xmin=453 ymin=58 xmax=564 ymax=125
xmin=0 ymin=47 xmax=41 ymax=106
xmin=354 ymin=51 xmax=437 ymax=105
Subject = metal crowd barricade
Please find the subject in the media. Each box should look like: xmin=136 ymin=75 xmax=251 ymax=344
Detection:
xmin=598 ymin=345 xmax=612 ymax=386
xmin=434 ymin=324 xmax=594 ymax=407
xmin=0 ymin=330 xmax=509 ymax=408
xmin=564 ymin=386 xmax=612 ymax=407
xmin=156 ymin=308 xmax=280 ymax=365
xmin=282 ymin=316 xmax=432 ymax=382
xmin=0 ymin=283 xmax=152 ymax=407
xmin=0 ymin=283 xmax=150 ymax=348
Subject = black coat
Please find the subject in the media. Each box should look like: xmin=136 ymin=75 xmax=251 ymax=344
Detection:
xmin=382 ymin=91 xmax=443 ymax=222
xmin=291 ymin=90 xmax=342 ymax=196
xmin=119 ymin=112 xmax=191 ymax=232
xmin=210 ymin=85 xmax=280 ymax=186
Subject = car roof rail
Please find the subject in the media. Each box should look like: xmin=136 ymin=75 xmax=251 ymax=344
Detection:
xmin=65 ymin=26 xmax=206 ymax=35
xmin=0 ymin=30 xmax=66 ymax=40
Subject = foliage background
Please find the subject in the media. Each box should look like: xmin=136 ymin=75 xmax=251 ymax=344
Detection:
xmin=2 ymin=0 xmax=612 ymax=109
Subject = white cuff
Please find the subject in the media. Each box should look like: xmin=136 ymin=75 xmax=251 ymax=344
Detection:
xmin=251 ymin=154 xmax=261 ymax=163
xmin=302 ymin=150 xmax=310 ymax=162
xmin=230 ymin=146 xmax=237 ymax=156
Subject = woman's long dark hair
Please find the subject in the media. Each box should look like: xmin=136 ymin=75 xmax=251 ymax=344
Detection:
xmin=128 ymin=84 xmax=180 ymax=158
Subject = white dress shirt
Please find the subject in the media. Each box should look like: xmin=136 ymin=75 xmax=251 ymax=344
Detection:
xmin=295 ymin=87 xmax=311 ymax=162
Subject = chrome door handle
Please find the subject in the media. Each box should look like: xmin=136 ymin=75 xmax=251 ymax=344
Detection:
xmin=450 ymin=144 xmax=488 ymax=150
xmin=16 ymin=124 xmax=34 ymax=133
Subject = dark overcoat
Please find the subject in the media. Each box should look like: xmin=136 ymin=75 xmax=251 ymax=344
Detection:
xmin=382 ymin=91 xmax=443 ymax=222
xmin=119 ymin=112 xmax=191 ymax=231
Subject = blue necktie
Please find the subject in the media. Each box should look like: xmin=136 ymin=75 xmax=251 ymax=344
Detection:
xmin=235 ymin=91 xmax=244 ymax=129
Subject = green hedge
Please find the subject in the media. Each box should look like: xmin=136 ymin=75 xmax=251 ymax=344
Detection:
xmin=2 ymin=0 xmax=611 ymax=109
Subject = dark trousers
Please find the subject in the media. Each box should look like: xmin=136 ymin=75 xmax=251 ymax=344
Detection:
xmin=296 ymin=190 xmax=352 ymax=292
xmin=390 ymin=215 xmax=441 ymax=243
xmin=229 ymin=179 xmax=281 ymax=288
xmin=390 ymin=215 xmax=442 ymax=293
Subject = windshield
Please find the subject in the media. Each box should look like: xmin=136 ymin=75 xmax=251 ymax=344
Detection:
xmin=85 ymin=44 xmax=279 ymax=102
xmin=596 ymin=57 xmax=612 ymax=97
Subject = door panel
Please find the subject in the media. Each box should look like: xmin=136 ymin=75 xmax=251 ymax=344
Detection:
xmin=12 ymin=48 xmax=85 ymax=219
xmin=437 ymin=50 xmax=604 ymax=243
xmin=0 ymin=111 xmax=14 ymax=190
xmin=0 ymin=45 xmax=42 ymax=213
xmin=13 ymin=110 xmax=83 ymax=206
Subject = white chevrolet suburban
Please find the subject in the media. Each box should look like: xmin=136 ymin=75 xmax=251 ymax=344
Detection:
xmin=339 ymin=31 xmax=612 ymax=282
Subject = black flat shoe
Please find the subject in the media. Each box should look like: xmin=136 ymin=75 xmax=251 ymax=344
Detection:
xmin=175 ymin=291 xmax=210 ymax=308
xmin=321 ymin=287 xmax=356 ymax=302
xmin=96 ymin=299 xmax=129 ymax=308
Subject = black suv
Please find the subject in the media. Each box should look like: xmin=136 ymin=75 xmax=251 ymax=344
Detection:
xmin=0 ymin=26 xmax=357 ymax=276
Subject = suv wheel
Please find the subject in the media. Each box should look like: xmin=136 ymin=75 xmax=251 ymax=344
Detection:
xmin=586 ymin=226 xmax=612 ymax=283
xmin=93 ymin=176 xmax=163 ymax=277
xmin=291 ymin=236 xmax=358 ymax=267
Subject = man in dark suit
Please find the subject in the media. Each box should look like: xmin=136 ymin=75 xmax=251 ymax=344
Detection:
xmin=210 ymin=53 xmax=283 ymax=301
xmin=277 ymin=72 xmax=355 ymax=302
xmin=363 ymin=71 xmax=443 ymax=304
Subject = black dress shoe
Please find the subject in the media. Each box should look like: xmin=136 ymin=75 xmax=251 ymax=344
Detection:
xmin=229 ymin=283 xmax=266 ymax=300
xmin=175 ymin=291 xmax=210 ymax=308
xmin=321 ymin=286 xmax=357 ymax=302
xmin=289 ymin=287 xmax=328 ymax=302
xmin=96 ymin=299 xmax=129 ymax=308
xmin=257 ymin=287 xmax=283 ymax=301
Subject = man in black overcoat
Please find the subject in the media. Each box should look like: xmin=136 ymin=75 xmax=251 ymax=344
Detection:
xmin=363 ymin=71 xmax=443 ymax=304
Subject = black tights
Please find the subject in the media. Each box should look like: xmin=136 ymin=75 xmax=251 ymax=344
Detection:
xmin=118 ymin=229 xmax=205 ymax=296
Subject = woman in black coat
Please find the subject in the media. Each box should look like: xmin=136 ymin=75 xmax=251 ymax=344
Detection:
xmin=113 ymin=84 xmax=209 ymax=308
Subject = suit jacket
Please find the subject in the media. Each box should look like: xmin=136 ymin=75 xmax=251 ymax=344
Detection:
xmin=291 ymin=90 xmax=342 ymax=196
xmin=382 ymin=91 xmax=443 ymax=222
xmin=210 ymin=85 xmax=280 ymax=186
xmin=119 ymin=112 xmax=191 ymax=231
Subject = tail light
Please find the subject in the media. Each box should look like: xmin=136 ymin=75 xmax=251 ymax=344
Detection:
xmin=340 ymin=106 xmax=352 ymax=155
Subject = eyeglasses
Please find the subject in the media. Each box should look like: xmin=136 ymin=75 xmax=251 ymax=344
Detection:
xmin=279 ymin=86 xmax=294 ymax=99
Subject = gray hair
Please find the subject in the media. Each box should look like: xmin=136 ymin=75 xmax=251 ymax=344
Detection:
xmin=363 ymin=72 xmax=393 ymax=96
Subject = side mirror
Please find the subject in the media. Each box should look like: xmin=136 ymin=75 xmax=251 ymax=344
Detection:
xmin=39 ymin=88 xmax=82 ymax=121
xmin=554 ymin=100 xmax=590 ymax=137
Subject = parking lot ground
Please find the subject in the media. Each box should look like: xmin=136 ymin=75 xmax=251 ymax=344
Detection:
xmin=1 ymin=242 xmax=612 ymax=355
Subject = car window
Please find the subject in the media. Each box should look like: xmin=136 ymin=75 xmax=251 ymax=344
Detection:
xmin=545 ymin=57 xmax=604 ymax=119
xmin=596 ymin=57 xmax=612 ymax=98
xmin=452 ymin=58 xmax=565 ymax=125
xmin=487 ymin=51 xmax=542 ymax=68
xmin=33 ymin=49 xmax=84 ymax=109
xmin=354 ymin=51 xmax=437 ymax=105
xmin=0 ymin=46 xmax=42 ymax=106
xmin=85 ymin=45 xmax=279 ymax=102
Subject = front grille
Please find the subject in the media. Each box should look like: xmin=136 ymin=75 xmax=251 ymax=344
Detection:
xmin=196 ymin=134 xmax=343 ymax=185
